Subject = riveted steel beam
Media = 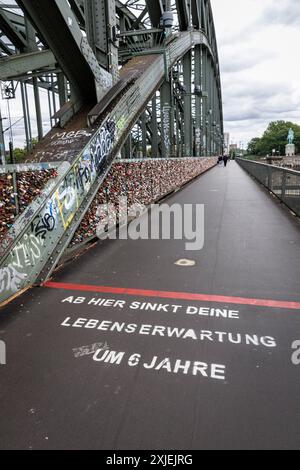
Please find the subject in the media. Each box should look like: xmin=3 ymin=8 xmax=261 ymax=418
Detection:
xmin=183 ymin=51 xmax=192 ymax=157
xmin=16 ymin=0 xmax=113 ymax=104
xmin=160 ymin=80 xmax=172 ymax=158
xmin=69 ymin=0 xmax=85 ymax=27
xmin=0 ymin=8 xmax=27 ymax=51
xmin=194 ymin=44 xmax=201 ymax=157
xmin=145 ymin=0 xmax=164 ymax=28
xmin=191 ymin=0 xmax=201 ymax=30
xmin=0 ymin=49 xmax=55 ymax=80
xmin=175 ymin=0 xmax=190 ymax=31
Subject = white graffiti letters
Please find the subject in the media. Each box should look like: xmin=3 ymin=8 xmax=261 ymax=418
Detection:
xmin=57 ymin=185 xmax=77 ymax=212
xmin=12 ymin=234 xmax=44 ymax=269
xmin=162 ymin=105 xmax=171 ymax=155
xmin=0 ymin=266 xmax=27 ymax=294
xmin=90 ymin=121 xmax=116 ymax=175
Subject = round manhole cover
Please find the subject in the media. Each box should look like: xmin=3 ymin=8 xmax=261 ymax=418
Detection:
xmin=175 ymin=259 xmax=196 ymax=267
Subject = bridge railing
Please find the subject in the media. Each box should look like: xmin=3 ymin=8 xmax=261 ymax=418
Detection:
xmin=0 ymin=162 xmax=60 ymax=175
xmin=237 ymin=158 xmax=300 ymax=216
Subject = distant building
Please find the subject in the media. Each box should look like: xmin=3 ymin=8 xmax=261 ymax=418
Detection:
xmin=224 ymin=133 xmax=230 ymax=154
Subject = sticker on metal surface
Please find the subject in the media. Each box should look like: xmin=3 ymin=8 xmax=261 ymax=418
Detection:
xmin=174 ymin=259 xmax=196 ymax=267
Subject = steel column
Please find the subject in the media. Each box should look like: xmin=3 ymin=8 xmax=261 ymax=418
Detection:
xmin=84 ymin=0 xmax=119 ymax=83
xmin=20 ymin=81 xmax=32 ymax=152
xmin=0 ymin=108 xmax=6 ymax=165
xmin=151 ymin=95 xmax=159 ymax=158
xmin=124 ymin=134 xmax=132 ymax=159
xmin=206 ymin=55 xmax=212 ymax=156
xmin=141 ymin=112 xmax=147 ymax=158
xmin=17 ymin=0 xmax=113 ymax=104
xmin=145 ymin=0 xmax=164 ymax=28
xmin=202 ymin=47 xmax=208 ymax=156
xmin=183 ymin=51 xmax=192 ymax=157
xmin=160 ymin=80 xmax=172 ymax=159
xmin=58 ymin=72 xmax=68 ymax=107
xmin=175 ymin=0 xmax=190 ymax=30
xmin=194 ymin=44 xmax=201 ymax=158
xmin=33 ymin=76 xmax=43 ymax=140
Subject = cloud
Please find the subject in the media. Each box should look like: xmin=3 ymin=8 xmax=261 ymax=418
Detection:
xmin=260 ymin=0 xmax=300 ymax=27
xmin=219 ymin=47 xmax=276 ymax=74
xmin=211 ymin=0 xmax=300 ymax=144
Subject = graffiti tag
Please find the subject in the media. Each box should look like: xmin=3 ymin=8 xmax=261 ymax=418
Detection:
xmin=31 ymin=214 xmax=56 ymax=240
xmin=89 ymin=120 xmax=116 ymax=175
xmin=0 ymin=266 xmax=27 ymax=294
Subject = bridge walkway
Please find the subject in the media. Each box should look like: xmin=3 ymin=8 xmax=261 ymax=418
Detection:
xmin=0 ymin=162 xmax=299 ymax=449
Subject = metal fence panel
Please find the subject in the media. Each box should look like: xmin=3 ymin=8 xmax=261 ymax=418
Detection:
xmin=237 ymin=158 xmax=300 ymax=216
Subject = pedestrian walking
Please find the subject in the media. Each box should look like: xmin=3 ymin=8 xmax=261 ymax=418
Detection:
xmin=223 ymin=155 xmax=229 ymax=167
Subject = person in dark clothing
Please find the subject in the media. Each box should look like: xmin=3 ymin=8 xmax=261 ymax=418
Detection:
xmin=223 ymin=155 xmax=229 ymax=167
xmin=218 ymin=155 xmax=223 ymax=165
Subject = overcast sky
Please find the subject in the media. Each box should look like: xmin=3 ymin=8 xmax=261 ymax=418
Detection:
xmin=212 ymin=0 xmax=300 ymax=147
xmin=1 ymin=0 xmax=300 ymax=149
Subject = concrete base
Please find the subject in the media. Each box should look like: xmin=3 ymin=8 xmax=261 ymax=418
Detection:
xmin=285 ymin=143 xmax=295 ymax=156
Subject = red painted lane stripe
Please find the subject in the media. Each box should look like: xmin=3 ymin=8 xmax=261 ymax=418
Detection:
xmin=43 ymin=281 xmax=300 ymax=310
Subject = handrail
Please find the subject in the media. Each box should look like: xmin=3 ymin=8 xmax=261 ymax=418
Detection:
xmin=0 ymin=162 xmax=61 ymax=174
xmin=236 ymin=158 xmax=300 ymax=217
xmin=237 ymin=158 xmax=300 ymax=177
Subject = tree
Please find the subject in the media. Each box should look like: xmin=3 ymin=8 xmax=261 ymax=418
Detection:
xmin=12 ymin=138 xmax=38 ymax=163
xmin=13 ymin=147 xmax=27 ymax=162
xmin=247 ymin=138 xmax=261 ymax=155
xmin=247 ymin=121 xmax=300 ymax=156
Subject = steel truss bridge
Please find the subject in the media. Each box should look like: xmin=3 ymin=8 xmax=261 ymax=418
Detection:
xmin=0 ymin=0 xmax=223 ymax=304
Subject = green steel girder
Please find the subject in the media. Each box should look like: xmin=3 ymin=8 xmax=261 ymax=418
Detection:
xmin=0 ymin=0 xmax=223 ymax=149
xmin=16 ymin=0 xmax=113 ymax=104
xmin=83 ymin=0 xmax=119 ymax=82
xmin=15 ymin=0 xmax=94 ymax=103
xmin=160 ymin=79 xmax=172 ymax=158
xmin=145 ymin=0 xmax=164 ymax=28
xmin=191 ymin=0 xmax=201 ymax=30
xmin=175 ymin=0 xmax=190 ymax=31
xmin=71 ymin=0 xmax=143 ymax=30
xmin=132 ymin=7 xmax=148 ymax=29
xmin=0 ymin=38 xmax=14 ymax=56
xmin=0 ymin=8 xmax=46 ymax=56
xmin=1 ymin=9 xmax=26 ymax=31
xmin=194 ymin=43 xmax=202 ymax=157
xmin=0 ymin=8 xmax=27 ymax=51
xmin=69 ymin=0 xmax=85 ymax=27
xmin=0 ymin=49 xmax=56 ymax=80
xmin=183 ymin=50 xmax=192 ymax=157
xmin=116 ymin=0 xmax=144 ymax=27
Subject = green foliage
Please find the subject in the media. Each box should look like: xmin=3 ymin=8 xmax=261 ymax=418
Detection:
xmin=13 ymin=147 xmax=27 ymax=162
xmin=246 ymin=138 xmax=261 ymax=156
xmin=12 ymin=138 xmax=38 ymax=163
xmin=247 ymin=121 xmax=300 ymax=156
